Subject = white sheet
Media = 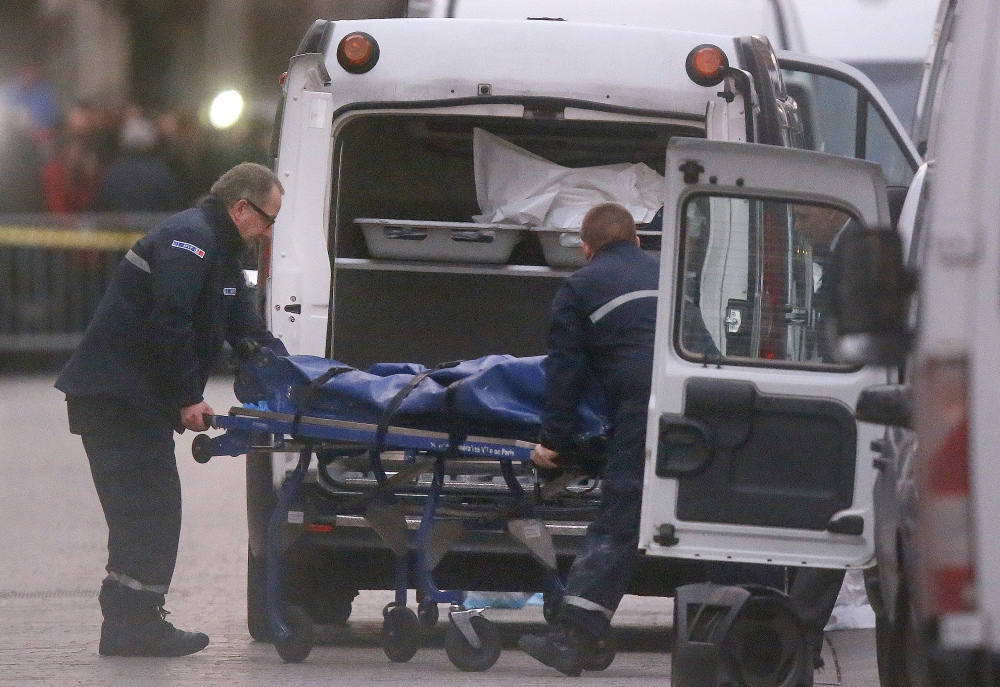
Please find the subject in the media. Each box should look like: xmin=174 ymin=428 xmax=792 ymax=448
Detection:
xmin=472 ymin=128 xmax=663 ymax=229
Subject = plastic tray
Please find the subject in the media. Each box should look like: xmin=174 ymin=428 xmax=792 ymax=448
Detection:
xmin=356 ymin=219 xmax=523 ymax=263
xmin=535 ymin=228 xmax=587 ymax=268
xmin=534 ymin=228 xmax=662 ymax=268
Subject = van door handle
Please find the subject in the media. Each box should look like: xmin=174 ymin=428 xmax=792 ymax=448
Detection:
xmin=655 ymin=415 xmax=715 ymax=478
xmin=283 ymin=304 xmax=301 ymax=314
xmin=827 ymin=514 xmax=864 ymax=536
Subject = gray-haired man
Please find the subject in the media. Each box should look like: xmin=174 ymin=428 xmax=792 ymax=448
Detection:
xmin=57 ymin=162 xmax=288 ymax=656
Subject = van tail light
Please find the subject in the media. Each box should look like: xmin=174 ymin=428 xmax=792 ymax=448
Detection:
xmin=685 ymin=44 xmax=729 ymax=87
xmin=337 ymin=32 xmax=379 ymax=74
xmin=916 ymin=356 xmax=975 ymax=617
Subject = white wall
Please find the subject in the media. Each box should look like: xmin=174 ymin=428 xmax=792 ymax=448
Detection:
xmin=72 ymin=0 xmax=131 ymax=104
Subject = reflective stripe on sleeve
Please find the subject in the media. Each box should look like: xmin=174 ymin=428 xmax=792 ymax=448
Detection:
xmin=588 ymin=290 xmax=658 ymax=324
xmin=125 ymin=249 xmax=151 ymax=274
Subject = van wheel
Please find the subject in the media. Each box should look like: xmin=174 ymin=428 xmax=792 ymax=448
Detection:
xmin=247 ymin=546 xmax=272 ymax=642
xmin=247 ymin=449 xmax=276 ymax=642
xmin=876 ymin=582 xmax=916 ymax=687
xmin=284 ymin=546 xmax=359 ymax=626
xmin=307 ymin=586 xmax=357 ymax=625
xmin=722 ymin=590 xmax=810 ymax=687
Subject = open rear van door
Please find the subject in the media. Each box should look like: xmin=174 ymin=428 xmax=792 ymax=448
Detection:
xmin=639 ymin=138 xmax=890 ymax=569
xmin=777 ymin=51 xmax=921 ymax=226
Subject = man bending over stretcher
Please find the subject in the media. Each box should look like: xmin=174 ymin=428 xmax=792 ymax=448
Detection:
xmin=519 ymin=202 xmax=657 ymax=676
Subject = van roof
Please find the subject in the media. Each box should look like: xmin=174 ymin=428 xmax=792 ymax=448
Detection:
xmin=414 ymin=0 xmax=800 ymax=50
xmin=319 ymin=18 xmax=742 ymax=118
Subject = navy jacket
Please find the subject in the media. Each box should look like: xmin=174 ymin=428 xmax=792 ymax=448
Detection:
xmin=56 ymin=196 xmax=286 ymax=416
xmin=539 ymin=240 xmax=658 ymax=452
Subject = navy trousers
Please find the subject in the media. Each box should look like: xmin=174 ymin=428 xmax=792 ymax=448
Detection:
xmin=558 ymin=402 xmax=647 ymax=639
xmin=68 ymin=396 xmax=181 ymax=596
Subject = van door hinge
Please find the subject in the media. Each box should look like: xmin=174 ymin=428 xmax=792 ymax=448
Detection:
xmin=653 ymin=523 xmax=679 ymax=547
xmin=679 ymin=161 xmax=705 ymax=184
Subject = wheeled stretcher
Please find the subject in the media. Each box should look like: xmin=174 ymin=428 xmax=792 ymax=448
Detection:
xmin=192 ymin=346 xmax=609 ymax=669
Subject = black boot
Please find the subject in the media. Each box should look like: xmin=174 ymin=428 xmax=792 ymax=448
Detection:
xmin=98 ymin=580 xmax=209 ymax=657
xmin=519 ymin=624 xmax=601 ymax=677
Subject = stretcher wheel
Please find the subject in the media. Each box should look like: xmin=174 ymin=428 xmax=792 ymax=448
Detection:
xmin=582 ymin=637 xmax=616 ymax=672
xmin=418 ymin=600 xmax=439 ymax=627
xmin=445 ymin=615 xmax=501 ymax=672
xmin=192 ymin=434 xmax=213 ymax=463
xmin=382 ymin=605 xmax=421 ymax=662
xmin=273 ymin=604 xmax=314 ymax=663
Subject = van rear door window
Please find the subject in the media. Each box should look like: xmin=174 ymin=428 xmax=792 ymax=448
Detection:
xmin=676 ymin=193 xmax=856 ymax=370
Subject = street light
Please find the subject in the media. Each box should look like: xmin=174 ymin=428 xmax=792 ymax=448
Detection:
xmin=209 ymin=90 xmax=244 ymax=129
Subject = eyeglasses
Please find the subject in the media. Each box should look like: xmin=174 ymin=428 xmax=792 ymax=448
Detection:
xmin=242 ymin=198 xmax=276 ymax=227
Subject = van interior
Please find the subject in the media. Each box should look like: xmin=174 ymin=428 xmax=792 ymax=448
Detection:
xmin=327 ymin=112 xmax=702 ymax=367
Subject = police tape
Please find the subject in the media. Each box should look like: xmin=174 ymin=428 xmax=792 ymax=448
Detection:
xmin=0 ymin=226 xmax=144 ymax=250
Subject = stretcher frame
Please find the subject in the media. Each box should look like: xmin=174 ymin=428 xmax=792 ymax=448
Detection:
xmin=193 ymin=406 xmax=572 ymax=668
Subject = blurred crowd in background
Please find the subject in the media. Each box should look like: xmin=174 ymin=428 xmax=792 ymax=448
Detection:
xmin=0 ymin=57 xmax=272 ymax=215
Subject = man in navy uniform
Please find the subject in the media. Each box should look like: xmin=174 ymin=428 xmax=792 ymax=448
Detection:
xmin=56 ymin=162 xmax=287 ymax=657
xmin=519 ymin=202 xmax=659 ymax=676
xmin=520 ymin=203 xmax=843 ymax=676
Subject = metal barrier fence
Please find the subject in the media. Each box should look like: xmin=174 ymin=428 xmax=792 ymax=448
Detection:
xmin=0 ymin=213 xmax=169 ymax=353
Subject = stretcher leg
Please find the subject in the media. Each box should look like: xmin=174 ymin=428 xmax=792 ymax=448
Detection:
xmin=265 ymin=449 xmax=315 ymax=663
xmin=383 ymin=554 xmax=420 ymax=662
xmin=498 ymin=458 xmax=567 ymax=622
xmin=413 ymin=456 xmax=502 ymax=671
xmin=414 ymin=457 xmax=465 ymax=606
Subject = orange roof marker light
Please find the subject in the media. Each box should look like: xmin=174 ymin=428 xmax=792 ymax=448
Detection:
xmin=686 ymin=44 xmax=729 ymax=87
xmin=337 ymin=32 xmax=380 ymax=74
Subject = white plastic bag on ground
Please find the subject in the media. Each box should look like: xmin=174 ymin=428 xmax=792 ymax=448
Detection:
xmin=472 ymin=128 xmax=663 ymax=228
xmin=462 ymin=591 xmax=536 ymax=609
xmin=824 ymin=569 xmax=877 ymax=630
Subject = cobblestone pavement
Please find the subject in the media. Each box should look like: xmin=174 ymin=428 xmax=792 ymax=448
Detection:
xmin=0 ymin=375 xmax=880 ymax=686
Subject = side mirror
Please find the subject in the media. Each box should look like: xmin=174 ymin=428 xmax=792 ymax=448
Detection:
xmin=831 ymin=226 xmax=916 ymax=365
xmin=856 ymin=384 xmax=912 ymax=428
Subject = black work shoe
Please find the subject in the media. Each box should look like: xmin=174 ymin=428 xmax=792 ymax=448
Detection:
xmin=99 ymin=609 xmax=209 ymax=657
xmin=519 ymin=626 xmax=593 ymax=677
xmin=580 ymin=635 xmax=616 ymax=672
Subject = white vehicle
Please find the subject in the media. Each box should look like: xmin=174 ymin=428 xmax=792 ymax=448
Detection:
xmin=406 ymin=0 xmax=806 ymax=51
xmin=828 ymin=0 xmax=1000 ymax=685
xmin=406 ymin=0 xmax=932 ymax=130
xmin=254 ymin=14 xmax=919 ymax=662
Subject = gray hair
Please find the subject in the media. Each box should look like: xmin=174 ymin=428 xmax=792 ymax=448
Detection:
xmin=210 ymin=162 xmax=283 ymax=208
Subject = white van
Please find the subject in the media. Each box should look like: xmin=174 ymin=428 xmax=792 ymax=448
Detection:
xmin=406 ymin=0 xmax=806 ymax=51
xmin=405 ymin=0 xmax=931 ymax=130
xmin=827 ymin=0 xmax=1000 ymax=685
xmin=254 ymin=14 xmax=919 ymax=651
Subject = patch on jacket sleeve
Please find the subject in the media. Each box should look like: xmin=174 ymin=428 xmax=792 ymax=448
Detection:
xmin=171 ymin=240 xmax=206 ymax=258
xmin=223 ymin=287 xmax=237 ymax=296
